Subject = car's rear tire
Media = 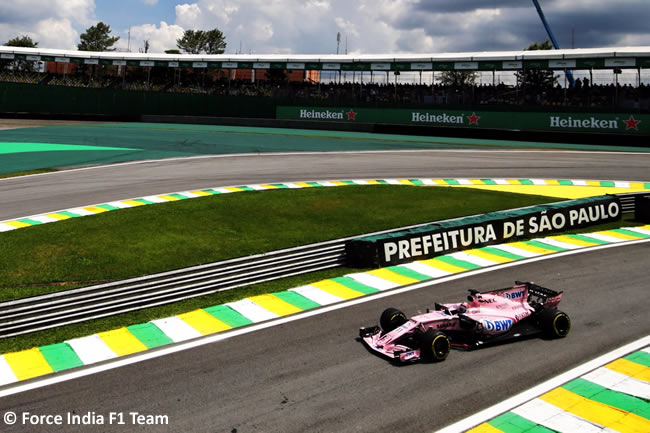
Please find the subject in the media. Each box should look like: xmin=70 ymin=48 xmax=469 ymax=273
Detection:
xmin=418 ymin=329 xmax=451 ymax=362
xmin=538 ymin=309 xmax=571 ymax=338
xmin=380 ymin=308 xmax=407 ymax=333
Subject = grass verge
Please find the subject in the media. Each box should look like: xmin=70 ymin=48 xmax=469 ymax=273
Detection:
xmin=0 ymin=185 xmax=558 ymax=295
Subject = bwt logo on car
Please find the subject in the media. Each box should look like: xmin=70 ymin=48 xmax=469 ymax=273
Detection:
xmin=481 ymin=319 xmax=513 ymax=332
xmin=504 ymin=290 xmax=526 ymax=300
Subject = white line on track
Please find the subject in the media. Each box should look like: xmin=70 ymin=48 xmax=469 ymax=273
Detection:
xmin=0 ymin=237 xmax=648 ymax=398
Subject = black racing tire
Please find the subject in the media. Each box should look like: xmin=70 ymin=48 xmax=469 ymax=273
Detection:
xmin=379 ymin=308 xmax=407 ymax=333
xmin=418 ymin=329 xmax=451 ymax=362
xmin=538 ymin=309 xmax=571 ymax=338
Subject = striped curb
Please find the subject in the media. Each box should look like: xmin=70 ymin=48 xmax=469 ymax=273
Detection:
xmin=466 ymin=346 xmax=650 ymax=433
xmin=1 ymin=178 xmax=649 ymax=233
xmin=1 ymin=224 xmax=649 ymax=386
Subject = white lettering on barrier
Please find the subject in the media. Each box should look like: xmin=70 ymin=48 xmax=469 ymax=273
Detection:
xmin=398 ymin=240 xmax=410 ymax=260
xmin=550 ymin=116 xmax=618 ymax=129
xmin=384 ymin=243 xmax=398 ymax=261
xmin=379 ymin=201 xmax=619 ymax=264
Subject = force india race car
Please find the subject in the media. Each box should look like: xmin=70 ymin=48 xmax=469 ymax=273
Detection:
xmin=359 ymin=281 xmax=570 ymax=363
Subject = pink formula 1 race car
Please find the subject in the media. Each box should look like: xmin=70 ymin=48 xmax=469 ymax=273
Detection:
xmin=359 ymin=281 xmax=570 ymax=363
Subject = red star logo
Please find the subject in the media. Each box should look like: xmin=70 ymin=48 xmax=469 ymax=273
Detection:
xmin=346 ymin=109 xmax=357 ymax=121
xmin=623 ymin=115 xmax=641 ymax=130
xmin=467 ymin=112 xmax=480 ymax=126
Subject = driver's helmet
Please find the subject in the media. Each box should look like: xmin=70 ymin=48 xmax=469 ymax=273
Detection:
xmin=457 ymin=304 xmax=468 ymax=314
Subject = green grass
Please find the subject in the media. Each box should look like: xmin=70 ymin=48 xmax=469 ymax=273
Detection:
xmin=0 ymin=185 xmax=557 ymax=294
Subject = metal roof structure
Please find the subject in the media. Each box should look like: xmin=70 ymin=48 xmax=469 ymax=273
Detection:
xmin=1 ymin=46 xmax=649 ymax=71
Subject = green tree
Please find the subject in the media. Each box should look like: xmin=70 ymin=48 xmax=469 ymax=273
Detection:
xmin=516 ymin=40 xmax=558 ymax=89
xmin=203 ymin=29 xmax=226 ymax=54
xmin=3 ymin=35 xmax=39 ymax=71
xmin=78 ymin=22 xmax=120 ymax=51
xmin=438 ymin=70 xmax=478 ymax=87
xmin=176 ymin=28 xmax=226 ymax=54
xmin=165 ymin=49 xmax=181 ymax=54
xmin=266 ymin=68 xmax=288 ymax=84
xmin=176 ymin=30 xmax=204 ymax=54
xmin=6 ymin=35 xmax=38 ymax=48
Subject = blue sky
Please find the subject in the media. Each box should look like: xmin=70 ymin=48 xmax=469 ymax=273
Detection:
xmin=95 ymin=1 xmax=174 ymax=35
xmin=1 ymin=1 xmax=648 ymax=55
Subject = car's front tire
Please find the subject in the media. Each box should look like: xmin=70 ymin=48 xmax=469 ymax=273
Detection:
xmin=380 ymin=308 xmax=407 ymax=333
xmin=538 ymin=309 xmax=571 ymax=338
xmin=418 ymin=329 xmax=451 ymax=362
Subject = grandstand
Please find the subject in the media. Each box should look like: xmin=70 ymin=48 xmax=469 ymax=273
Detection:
xmin=0 ymin=46 xmax=648 ymax=137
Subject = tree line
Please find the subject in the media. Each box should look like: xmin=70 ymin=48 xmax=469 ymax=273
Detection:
xmin=3 ymin=21 xmax=226 ymax=57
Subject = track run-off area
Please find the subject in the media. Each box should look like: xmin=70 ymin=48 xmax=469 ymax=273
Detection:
xmin=0 ymin=121 xmax=649 ymax=432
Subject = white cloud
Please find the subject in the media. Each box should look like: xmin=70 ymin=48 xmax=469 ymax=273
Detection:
xmin=35 ymin=18 xmax=79 ymax=49
xmin=0 ymin=17 xmax=80 ymax=50
xmin=2 ymin=0 xmax=649 ymax=54
xmin=0 ymin=0 xmax=95 ymax=27
xmin=334 ymin=17 xmax=359 ymax=39
xmin=0 ymin=0 xmax=94 ymax=49
xmin=116 ymin=21 xmax=185 ymax=53
xmin=175 ymin=3 xmax=207 ymax=27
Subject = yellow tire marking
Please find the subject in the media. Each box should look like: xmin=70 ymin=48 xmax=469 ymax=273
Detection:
xmin=190 ymin=190 xmax=213 ymax=196
xmin=44 ymin=213 xmax=71 ymax=220
xmin=418 ymin=258 xmax=467 ymax=274
xmin=157 ymin=195 xmax=180 ymax=201
xmin=5 ymin=220 xmax=31 ymax=228
xmin=549 ymin=235 xmax=599 ymax=247
xmin=310 ymin=280 xmax=365 ymax=300
xmin=464 ymin=249 xmax=514 ymax=263
xmin=539 ymin=387 xmax=650 ymax=433
xmin=466 ymin=423 xmax=504 ymax=433
xmin=597 ymin=230 xmax=642 ymax=240
xmin=178 ymin=309 xmax=232 ymax=335
xmin=4 ymin=348 xmax=54 ymax=381
xmin=367 ymin=268 xmax=418 ymax=285
xmin=121 ymin=200 xmax=146 ymax=207
xmin=605 ymin=358 xmax=650 ymax=382
xmin=83 ymin=206 xmax=110 ymax=213
xmin=248 ymin=294 xmax=303 ymax=316
xmin=97 ymin=328 xmax=148 ymax=356
xmin=508 ymin=241 xmax=555 ymax=254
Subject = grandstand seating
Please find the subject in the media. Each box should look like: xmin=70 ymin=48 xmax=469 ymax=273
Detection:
xmin=0 ymin=69 xmax=648 ymax=111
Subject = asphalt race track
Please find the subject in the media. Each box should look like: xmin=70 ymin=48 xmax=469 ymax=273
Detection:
xmin=1 ymin=245 xmax=648 ymax=432
xmin=1 ymin=149 xmax=650 ymax=220
xmin=0 ymin=149 xmax=649 ymax=432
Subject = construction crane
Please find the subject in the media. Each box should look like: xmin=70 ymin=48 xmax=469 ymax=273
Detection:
xmin=531 ymin=0 xmax=575 ymax=86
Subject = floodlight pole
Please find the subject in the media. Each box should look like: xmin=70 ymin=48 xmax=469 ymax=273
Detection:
xmin=531 ymin=0 xmax=575 ymax=87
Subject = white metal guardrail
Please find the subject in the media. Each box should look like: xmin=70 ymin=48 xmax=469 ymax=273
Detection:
xmin=0 ymin=192 xmax=645 ymax=338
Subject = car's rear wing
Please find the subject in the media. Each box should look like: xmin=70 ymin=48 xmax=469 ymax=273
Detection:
xmin=478 ymin=281 xmax=563 ymax=307
xmin=515 ymin=281 xmax=562 ymax=299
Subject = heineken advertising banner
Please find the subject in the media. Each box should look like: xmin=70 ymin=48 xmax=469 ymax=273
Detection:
xmin=277 ymin=106 xmax=649 ymax=134
xmin=345 ymin=195 xmax=622 ymax=268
